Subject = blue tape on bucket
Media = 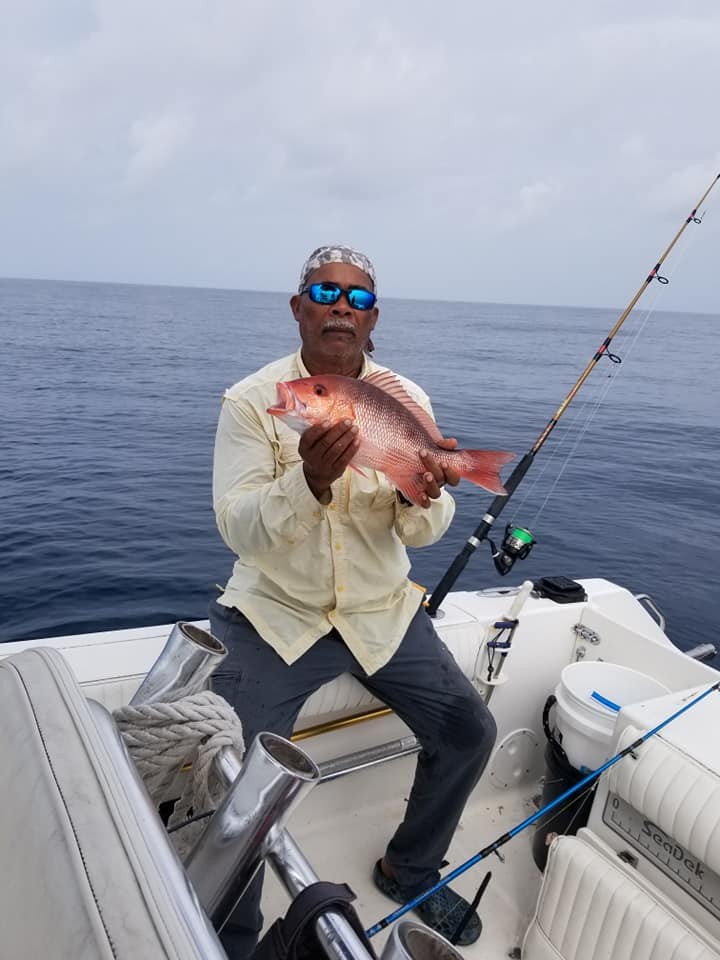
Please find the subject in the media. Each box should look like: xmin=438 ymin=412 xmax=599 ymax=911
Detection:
xmin=591 ymin=690 xmax=621 ymax=712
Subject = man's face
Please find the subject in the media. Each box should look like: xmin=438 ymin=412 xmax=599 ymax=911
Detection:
xmin=290 ymin=261 xmax=378 ymax=376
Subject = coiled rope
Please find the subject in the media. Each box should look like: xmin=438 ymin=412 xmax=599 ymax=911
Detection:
xmin=114 ymin=686 xmax=244 ymax=857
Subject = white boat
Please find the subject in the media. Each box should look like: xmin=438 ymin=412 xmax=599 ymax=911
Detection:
xmin=2 ymin=575 xmax=719 ymax=958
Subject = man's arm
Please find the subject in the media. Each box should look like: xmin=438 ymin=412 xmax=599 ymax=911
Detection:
xmin=213 ymin=395 xmax=326 ymax=556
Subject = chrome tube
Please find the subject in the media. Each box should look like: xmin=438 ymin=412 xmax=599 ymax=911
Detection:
xmin=215 ymin=749 xmax=372 ymax=959
xmin=268 ymin=831 xmax=374 ymax=960
xmin=379 ymin=920 xmax=463 ymax=960
xmin=185 ymin=732 xmax=320 ymax=931
xmin=685 ymin=642 xmax=718 ymax=662
xmin=317 ymin=736 xmax=420 ymax=783
xmin=131 ymin=621 xmax=227 ymax=705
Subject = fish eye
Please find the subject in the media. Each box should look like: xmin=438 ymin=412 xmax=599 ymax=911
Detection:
xmin=313 ymin=384 xmax=326 ymax=396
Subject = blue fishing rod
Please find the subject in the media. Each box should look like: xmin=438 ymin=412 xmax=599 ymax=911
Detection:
xmin=426 ymin=172 xmax=720 ymax=617
xmin=366 ymin=680 xmax=720 ymax=938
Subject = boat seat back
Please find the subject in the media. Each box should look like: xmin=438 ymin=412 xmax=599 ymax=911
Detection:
xmin=586 ymin=695 xmax=720 ymax=941
xmin=523 ymin=830 xmax=720 ymax=960
xmin=0 ymin=647 xmax=227 ymax=960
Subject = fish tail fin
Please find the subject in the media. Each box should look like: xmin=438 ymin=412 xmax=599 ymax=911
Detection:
xmin=458 ymin=450 xmax=515 ymax=495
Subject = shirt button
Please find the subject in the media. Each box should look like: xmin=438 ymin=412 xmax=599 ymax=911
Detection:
xmin=336 ymin=585 xmax=345 ymax=593
xmin=334 ymin=542 xmax=342 ymax=551
xmin=329 ymin=505 xmax=336 ymax=511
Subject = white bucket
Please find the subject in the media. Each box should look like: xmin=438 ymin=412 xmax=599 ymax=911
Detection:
xmin=553 ymin=661 xmax=670 ymax=772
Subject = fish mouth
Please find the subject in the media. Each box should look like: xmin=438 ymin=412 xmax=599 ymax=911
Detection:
xmin=267 ymin=382 xmax=305 ymax=417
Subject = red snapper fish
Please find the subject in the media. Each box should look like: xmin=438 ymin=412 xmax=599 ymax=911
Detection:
xmin=267 ymin=371 xmax=514 ymax=506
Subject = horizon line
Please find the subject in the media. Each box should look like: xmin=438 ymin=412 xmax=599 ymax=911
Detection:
xmin=1 ymin=272 xmax=718 ymax=319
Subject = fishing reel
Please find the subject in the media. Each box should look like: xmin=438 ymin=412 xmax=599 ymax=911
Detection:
xmin=489 ymin=524 xmax=536 ymax=576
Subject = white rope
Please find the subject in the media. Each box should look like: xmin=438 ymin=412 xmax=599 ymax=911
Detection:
xmin=114 ymin=686 xmax=245 ymax=857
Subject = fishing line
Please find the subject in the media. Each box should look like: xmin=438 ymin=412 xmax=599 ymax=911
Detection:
xmin=167 ymin=808 xmax=216 ymax=833
xmin=527 ymin=318 xmax=645 ymax=528
xmin=509 ymin=385 xmax=611 ymax=522
xmin=490 ymin=301 xmax=649 ymax=539
xmin=495 ymin=332 xmax=634 ymax=526
xmin=505 ymin=201 xmax=704 ymax=528
xmin=427 ymin=171 xmax=720 ymax=611
xmin=366 ymin=681 xmax=720 ymax=938
xmin=504 ymin=278 xmax=666 ymax=521
xmin=508 ymin=394 xmax=592 ymax=514
xmin=526 ymin=218 xmax=704 ymax=531
xmin=537 ymin=777 xmax=600 ymax=839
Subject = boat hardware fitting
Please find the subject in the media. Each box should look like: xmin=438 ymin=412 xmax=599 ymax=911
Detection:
xmin=573 ymin=623 xmax=601 ymax=645
xmin=185 ymin=732 xmax=319 ymax=932
xmin=131 ymin=621 xmax=227 ymax=705
xmin=217 ymin=749 xmax=374 ymax=960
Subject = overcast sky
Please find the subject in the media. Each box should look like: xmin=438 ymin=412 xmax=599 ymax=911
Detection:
xmin=2 ymin=1 xmax=719 ymax=312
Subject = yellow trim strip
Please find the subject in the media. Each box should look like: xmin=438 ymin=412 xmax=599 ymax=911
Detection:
xmin=179 ymin=704 xmax=393 ymax=772
xmin=291 ymin=705 xmax=393 ymax=742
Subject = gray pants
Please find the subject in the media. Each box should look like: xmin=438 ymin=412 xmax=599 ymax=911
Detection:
xmin=208 ymin=598 xmax=497 ymax=959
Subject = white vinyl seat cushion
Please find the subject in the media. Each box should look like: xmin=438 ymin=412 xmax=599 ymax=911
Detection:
xmin=608 ymin=724 xmax=720 ymax=877
xmin=0 ymin=647 xmax=226 ymax=959
xmin=523 ymin=832 xmax=719 ymax=960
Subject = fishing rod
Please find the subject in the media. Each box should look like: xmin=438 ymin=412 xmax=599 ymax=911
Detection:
xmin=426 ymin=172 xmax=720 ymax=617
xmin=366 ymin=680 xmax=720 ymax=938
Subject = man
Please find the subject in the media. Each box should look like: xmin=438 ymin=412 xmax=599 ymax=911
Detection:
xmin=210 ymin=245 xmax=497 ymax=956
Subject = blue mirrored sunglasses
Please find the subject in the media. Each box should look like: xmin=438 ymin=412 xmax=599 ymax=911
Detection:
xmin=302 ymin=281 xmax=377 ymax=311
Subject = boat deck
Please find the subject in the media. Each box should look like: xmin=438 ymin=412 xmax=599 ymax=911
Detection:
xmin=262 ymin=718 xmax=545 ymax=957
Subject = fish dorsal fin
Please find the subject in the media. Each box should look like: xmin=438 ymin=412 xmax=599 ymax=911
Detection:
xmin=362 ymin=370 xmax=443 ymax=443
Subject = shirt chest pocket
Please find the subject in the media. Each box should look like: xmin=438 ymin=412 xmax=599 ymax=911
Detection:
xmin=274 ymin=435 xmax=302 ymax=478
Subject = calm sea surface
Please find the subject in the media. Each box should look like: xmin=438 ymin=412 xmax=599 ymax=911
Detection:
xmin=2 ymin=278 xmax=719 ymax=665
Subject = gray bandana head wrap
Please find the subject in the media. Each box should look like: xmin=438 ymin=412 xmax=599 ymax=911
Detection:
xmin=298 ymin=244 xmax=377 ymax=293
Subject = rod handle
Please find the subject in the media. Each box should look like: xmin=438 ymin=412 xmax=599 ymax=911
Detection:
xmin=426 ymin=543 xmax=476 ymax=617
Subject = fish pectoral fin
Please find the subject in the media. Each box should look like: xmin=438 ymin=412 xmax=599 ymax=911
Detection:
xmin=396 ymin=476 xmax=427 ymax=507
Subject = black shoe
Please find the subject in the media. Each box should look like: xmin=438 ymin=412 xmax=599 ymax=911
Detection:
xmin=372 ymin=860 xmax=482 ymax=946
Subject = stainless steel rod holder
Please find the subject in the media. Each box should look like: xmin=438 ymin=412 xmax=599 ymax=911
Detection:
xmin=379 ymin=920 xmax=464 ymax=959
xmin=186 ymin=732 xmax=319 ymax=931
xmin=131 ymin=621 xmax=227 ymax=705
xmin=216 ymin=748 xmax=373 ymax=960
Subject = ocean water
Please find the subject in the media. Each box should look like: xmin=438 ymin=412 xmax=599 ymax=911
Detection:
xmin=2 ymin=277 xmax=719 ymax=665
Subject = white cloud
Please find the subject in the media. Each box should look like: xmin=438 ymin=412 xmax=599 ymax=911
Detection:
xmin=648 ymin=158 xmax=720 ymax=215
xmin=126 ymin=111 xmax=194 ymax=189
xmin=0 ymin=0 xmax=719 ymax=311
xmin=498 ymin=182 xmax=556 ymax=230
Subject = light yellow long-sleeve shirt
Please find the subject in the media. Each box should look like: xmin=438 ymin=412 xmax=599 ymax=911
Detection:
xmin=213 ymin=349 xmax=455 ymax=675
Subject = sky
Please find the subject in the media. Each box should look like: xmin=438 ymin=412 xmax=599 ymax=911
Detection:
xmin=2 ymin=1 xmax=719 ymax=312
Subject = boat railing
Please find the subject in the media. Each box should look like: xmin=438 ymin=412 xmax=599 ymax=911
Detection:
xmin=633 ymin=592 xmax=666 ymax=632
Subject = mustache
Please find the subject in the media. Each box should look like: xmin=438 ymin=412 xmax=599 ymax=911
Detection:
xmin=321 ymin=320 xmax=356 ymax=335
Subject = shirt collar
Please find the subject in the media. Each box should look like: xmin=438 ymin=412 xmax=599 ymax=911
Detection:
xmin=295 ymin=349 xmax=379 ymax=380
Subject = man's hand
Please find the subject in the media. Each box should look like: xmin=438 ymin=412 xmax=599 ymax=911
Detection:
xmin=415 ymin=437 xmax=460 ymax=508
xmin=299 ymin=420 xmax=360 ymax=503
